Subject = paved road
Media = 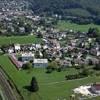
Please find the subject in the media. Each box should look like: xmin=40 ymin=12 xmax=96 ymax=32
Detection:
xmin=0 ymin=68 xmax=17 ymax=100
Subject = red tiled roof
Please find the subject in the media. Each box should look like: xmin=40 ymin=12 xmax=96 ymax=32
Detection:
xmin=93 ymin=84 xmax=100 ymax=90
xmin=9 ymin=54 xmax=23 ymax=69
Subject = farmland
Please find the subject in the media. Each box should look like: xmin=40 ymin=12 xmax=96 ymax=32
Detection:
xmin=0 ymin=55 xmax=100 ymax=100
xmin=56 ymin=20 xmax=100 ymax=32
xmin=0 ymin=35 xmax=41 ymax=45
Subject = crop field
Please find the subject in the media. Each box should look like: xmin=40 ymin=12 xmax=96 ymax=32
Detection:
xmin=0 ymin=55 xmax=100 ymax=100
xmin=56 ymin=20 xmax=100 ymax=32
xmin=0 ymin=35 xmax=41 ymax=45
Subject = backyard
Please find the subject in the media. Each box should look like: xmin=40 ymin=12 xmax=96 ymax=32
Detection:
xmin=0 ymin=55 xmax=100 ymax=100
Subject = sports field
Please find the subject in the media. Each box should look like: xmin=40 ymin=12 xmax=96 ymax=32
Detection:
xmin=0 ymin=55 xmax=100 ymax=100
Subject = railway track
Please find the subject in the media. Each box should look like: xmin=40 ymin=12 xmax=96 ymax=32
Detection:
xmin=0 ymin=68 xmax=17 ymax=100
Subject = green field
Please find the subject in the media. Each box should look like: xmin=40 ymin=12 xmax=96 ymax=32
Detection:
xmin=0 ymin=35 xmax=41 ymax=45
xmin=56 ymin=20 xmax=100 ymax=32
xmin=0 ymin=55 xmax=100 ymax=100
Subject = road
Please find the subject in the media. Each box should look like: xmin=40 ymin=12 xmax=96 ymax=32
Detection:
xmin=0 ymin=68 xmax=17 ymax=100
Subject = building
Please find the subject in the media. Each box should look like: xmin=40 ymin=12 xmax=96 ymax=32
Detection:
xmin=14 ymin=44 xmax=21 ymax=52
xmin=73 ymin=86 xmax=92 ymax=96
xmin=21 ymin=53 xmax=34 ymax=62
xmin=19 ymin=27 xmax=25 ymax=33
xmin=33 ymin=59 xmax=48 ymax=68
xmin=91 ymin=83 xmax=100 ymax=94
xmin=8 ymin=48 xmax=14 ymax=54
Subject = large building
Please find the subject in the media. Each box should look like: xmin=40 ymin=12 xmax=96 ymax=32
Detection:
xmin=33 ymin=59 xmax=48 ymax=68
xmin=21 ymin=53 xmax=34 ymax=62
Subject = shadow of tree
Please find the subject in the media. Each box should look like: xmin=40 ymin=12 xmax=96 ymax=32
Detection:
xmin=23 ymin=86 xmax=32 ymax=92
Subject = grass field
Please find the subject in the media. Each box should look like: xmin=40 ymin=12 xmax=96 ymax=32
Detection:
xmin=56 ymin=20 xmax=100 ymax=32
xmin=0 ymin=35 xmax=41 ymax=45
xmin=0 ymin=55 xmax=100 ymax=100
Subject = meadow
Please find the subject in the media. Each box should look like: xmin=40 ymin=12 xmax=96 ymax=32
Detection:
xmin=0 ymin=55 xmax=100 ymax=100
xmin=56 ymin=20 xmax=100 ymax=32
xmin=0 ymin=35 xmax=41 ymax=45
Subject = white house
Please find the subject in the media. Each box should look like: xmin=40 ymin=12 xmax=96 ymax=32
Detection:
xmin=8 ymin=48 xmax=14 ymax=54
xmin=33 ymin=59 xmax=48 ymax=68
xmin=97 ymin=51 xmax=100 ymax=56
xmin=19 ymin=27 xmax=25 ymax=33
xmin=14 ymin=44 xmax=21 ymax=51
xmin=36 ymin=44 xmax=41 ymax=49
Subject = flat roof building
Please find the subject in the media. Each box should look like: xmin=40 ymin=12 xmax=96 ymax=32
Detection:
xmin=33 ymin=59 xmax=48 ymax=68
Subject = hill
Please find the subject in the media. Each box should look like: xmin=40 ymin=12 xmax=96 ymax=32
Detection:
xmin=27 ymin=0 xmax=100 ymax=24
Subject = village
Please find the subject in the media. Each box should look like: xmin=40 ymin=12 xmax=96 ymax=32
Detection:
xmin=0 ymin=25 xmax=100 ymax=70
xmin=0 ymin=1 xmax=100 ymax=100
xmin=0 ymin=21 xmax=100 ymax=99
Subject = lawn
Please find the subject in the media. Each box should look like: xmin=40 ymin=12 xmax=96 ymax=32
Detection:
xmin=0 ymin=55 xmax=100 ymax=100
xmin=56 ymin=20 xmax=100 ymax=32
xmin=0 ymin=35 xmax=41 ymax=45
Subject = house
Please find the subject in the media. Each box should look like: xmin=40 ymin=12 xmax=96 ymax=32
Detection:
xmin=36 ymin=44 xmax=41 ymax=49
xmin=8 ymin=48 xmax=14 ymax=54
xmin=33 ymin=59 xmax=48 ymax=68
xmin=60 ymin=59 xmax=72 ymax=68
xmin=85 ymin=56 xmax=99 ymax=65
xmin=97 ymin=51 xmax=100 ymax=56
xmin=14 ymin=44 xmax=21 ymax=52
xmin=21 ymin=53 xmax=34 ymax=62
xmin=91 ymin=83 xmax=100 ymax=94
xmin=19 ymin=27 xmax=25 ymax=33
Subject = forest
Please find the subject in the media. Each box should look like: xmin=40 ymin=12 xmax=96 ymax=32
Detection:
xmin=27 ymin=0 xmax=100 ymax=24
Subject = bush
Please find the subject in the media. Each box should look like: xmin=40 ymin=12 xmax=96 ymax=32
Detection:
xmin=46 ymin=68 xmax=52 ymax=73
xmin=65 ymin=74 xmax=86 ymax=80
xmin=57 ymin=68 xmax=62 ymax=72
xmin=95 ymin=72 xmax=100 ymax=76
xmin=22 ymin=63 xmax=32 ymax=70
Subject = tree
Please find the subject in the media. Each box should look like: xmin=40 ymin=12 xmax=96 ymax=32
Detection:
xmin=88 ymin=59 xmax=93 ymax=65
xmin=37 ymin=32 xmax=43 ymax=38
xmin=48 ymin=61 xmax=59 ymax=70
xmin=94 ymin=62 xmax=100 ymax=70
xmin=22 ymin=63 xmax=32 ymax=70
xmin=80 ymin=67 xmax=93 ymax=76
xmin=25 ymin=24 xmax=32 ymax=33
xmin=35 ymin=51 xmax=40 ymax=58
xmin=30 ymin=77 xmax=39 ymax=92
xmin=87 ymin=28 xmax=100 ymax=38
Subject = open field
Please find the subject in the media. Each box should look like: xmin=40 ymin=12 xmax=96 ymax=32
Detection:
xmin=0 ymin=35 xmax=41 ymax=45
xmin=0 ymin=55 xmax=100 ymax=100
xmin=56 ymin=20 xmax=100 ymax=32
